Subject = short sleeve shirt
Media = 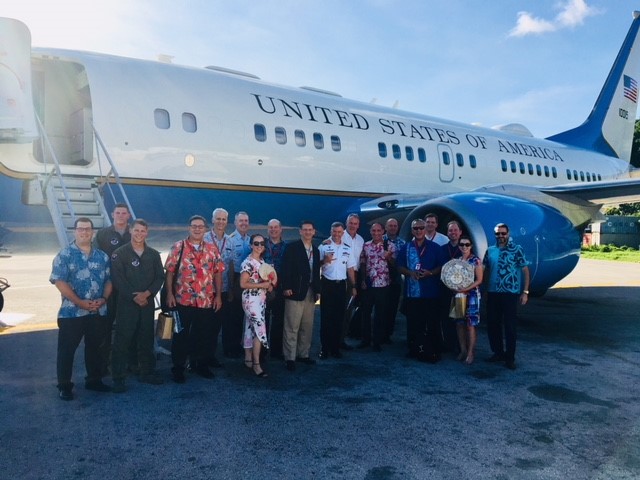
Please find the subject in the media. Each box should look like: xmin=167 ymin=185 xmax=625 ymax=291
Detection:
xmin=360 ymin=240 xmax=397 ymax=288
xmin=50 ymin=242 xmax=111 ymax=318
xmin=319 ymin=239 xmax=357 ymax=280
xmin=483 ymin=240 xmax=529 ymax=294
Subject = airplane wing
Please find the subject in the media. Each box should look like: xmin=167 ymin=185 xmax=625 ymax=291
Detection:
xmin=540 ymin=177 xmax=640 ymax=205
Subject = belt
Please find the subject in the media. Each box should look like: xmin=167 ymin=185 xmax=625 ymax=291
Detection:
xmin=322 ymin=277 xmax=346 ymax=283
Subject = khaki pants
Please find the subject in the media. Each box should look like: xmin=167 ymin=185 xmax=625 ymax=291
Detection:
xmin=283 ymin=288 xmax=316 ymax=361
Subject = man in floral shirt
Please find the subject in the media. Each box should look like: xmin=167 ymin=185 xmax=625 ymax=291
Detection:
xmin=358 ymin=223 xmax=396 ymax=352
xmin=164 ymin=215 xmax=224 ymax=383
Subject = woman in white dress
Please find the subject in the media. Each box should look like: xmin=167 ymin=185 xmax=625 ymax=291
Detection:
xmin=240 ymin=234 xmax=276 ymax=377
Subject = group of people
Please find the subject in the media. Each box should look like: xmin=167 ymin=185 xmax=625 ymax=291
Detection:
xmin=50 ymin=204 xmax=530 ymax=401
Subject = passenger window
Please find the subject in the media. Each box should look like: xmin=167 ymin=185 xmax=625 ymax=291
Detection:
xmin=500 ymin=159 xmax=507 ymax=172
xmin=406 ymin=146 xmax=414 ymax=161
xmin=154 ymin=109 xmax=170 ymax=129
xmin=254 ymin=124 xmax=267 ymax=142
xmin=510 ymin=160 xmax=516 ymax=173
xmin=586 ymin=172 xmax=591 ymax=181
xmin=182 ymin=112 xmax=197 ymax=133
xmin=418 ymin=148 xmax=427 ymax=163
xmin=544 ymin=166 xmax=549 ymax=177
xmin=536 ymin=165 xmax=542 ymax=176
xmin=442 ymin=151 xmax=450 ymax=165
xmin=573 ymin=170 xmax=578 ymax=180
xmin=331 ymin=135 xmax=341 ymax=152
xmin=392 ymin=144 xmax=401 ymax=159
xmin=295 ymin=129 xmax=306 ymax=147
xmin=580 ymin=171 xmax=585 ymax=181
xmin=519 ymin=162 xmax=525 ymax=174
xmin=378 ymin=142 xmax=387 ymax=158
xmin=456 ymin=153 xmax=464 ymax=167
xmin=313 ymin=133 xmax=324 ymax=149
xmin=275 ymin=127 xmax=287 ymax=145
xmin=469 ymin=155 xmax=477 ymax=168
xmin=527 ymin=163 xmax=534 ymax=175
xmin=552 ymin=167 xmax=557 ymax=178
xmin=566 ymin=169 xmax=572 ymax=180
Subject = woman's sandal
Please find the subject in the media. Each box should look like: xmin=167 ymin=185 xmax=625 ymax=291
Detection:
xmin=252 ymin=363 xmax=268 ymax=377
xmin=244 ymin=359 xmax=253 ymax=369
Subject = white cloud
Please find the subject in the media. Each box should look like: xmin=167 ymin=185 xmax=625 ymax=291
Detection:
xmin=508 ymin=0 xmax=601 ymax=37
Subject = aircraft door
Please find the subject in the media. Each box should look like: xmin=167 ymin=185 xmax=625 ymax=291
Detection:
xmin=437 ymin=144 xmax=454 ymax=183
xmin=0 ymin=18 xmax=38 ymax=141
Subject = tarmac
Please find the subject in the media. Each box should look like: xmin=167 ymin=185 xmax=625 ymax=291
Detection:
xmin=0 ymin=236 xmax=639 ymax=479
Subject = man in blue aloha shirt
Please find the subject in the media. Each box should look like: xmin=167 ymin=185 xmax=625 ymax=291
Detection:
xmin=50 ymin=217 xmax=112 ymax=400
xmin=483 ymin=222 xmax=530 ymax=370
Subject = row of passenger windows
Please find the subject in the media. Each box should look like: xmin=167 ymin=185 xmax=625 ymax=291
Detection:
xmin=154 ymin=109 xmax=197 ymax=132
xmin=254 ymin=124 xmax=342 ymax=151
xmin=499 ymin=159 xmax=602 ymax=182
xmin=378 ymin=142 xmax=478 ymax=168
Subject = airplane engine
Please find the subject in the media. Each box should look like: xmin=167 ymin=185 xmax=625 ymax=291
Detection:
xmin=398 ymin=192 xmax=582 ymax=295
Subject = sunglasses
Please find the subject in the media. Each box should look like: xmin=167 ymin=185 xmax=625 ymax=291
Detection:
xmin=252 ymin=241 xmax=265 ymax=246
xmin=190 ymin=225 xmax=206 ymax=229
xmin=495 ymin=232 xmax=508 ymax=236
xmin=459 ymin=242 xmax=471 ymax=247
xmin=412 ymin=226 xmax=425 ymax=230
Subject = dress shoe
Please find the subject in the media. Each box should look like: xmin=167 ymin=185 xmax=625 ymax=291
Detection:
xmin=112 ymin=380 xmax=127 ymax=393
xmin=485 ymin=354 xmax=505 ymax=363
xmin=209 ymin=357 xmax=224 ymax=368
xmin=138 ymin=374 xmax=164 ymax=385
xmin=195 ymin=365 xmax=215 ymax=379
xmin=340 ymin=342 xmax=354 ymax=351
xmin=85 ymin=381 xmax=111 ymax=392
xmin=286 ymin=360 xmax=296 ymax=371
xmin=172 ymin=370 xmax=186 ymax=384
xmin=296 ymin=357 xmax=316 ymax=365
xmin=332 ymin=350 xmax=343 ymax=359
xmin=58 ymin=388 xmax=74 ymax=400
xmin=318 ymin=350 xmax=329 ymax=360
xmin=505 ymin=360 xmax=516 ymax=370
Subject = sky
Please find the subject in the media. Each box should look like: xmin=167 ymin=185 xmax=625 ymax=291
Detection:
xmin=2 ymin=0 xmax=638 ymax=138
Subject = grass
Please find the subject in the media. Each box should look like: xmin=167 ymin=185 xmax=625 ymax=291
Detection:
xmin=581 ymin=245 xmax=640 ymax=262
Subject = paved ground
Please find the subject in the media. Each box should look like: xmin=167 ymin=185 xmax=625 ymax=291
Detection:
xmin=0 ymin=249 xmax=639 ymax=479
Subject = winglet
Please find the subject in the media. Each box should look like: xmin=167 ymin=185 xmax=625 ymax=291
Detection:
xmin=547 ymin=11 xmax=640 ymax=162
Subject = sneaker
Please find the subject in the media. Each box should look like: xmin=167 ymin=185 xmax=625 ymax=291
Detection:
xmin=59 ymin=388 xmax=74 ymax=401
xmin=112 ymin=380 xmax=127 ymax=394
xmin=85 ymin=381 xmax=111 ymax=392
xmin=286 ymin=360 xmax=296 ymax=371
xmin=138 ymin=374 xmax=164 ymax=385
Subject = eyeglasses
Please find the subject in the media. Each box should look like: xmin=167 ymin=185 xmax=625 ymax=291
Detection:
xmin=459 ymin=242 xmax=471 ymax=247
xmin=495 ymin=232 xmax=508 ymax=236
xmin=412 ymin=226 xmax=425 ymax=230
xmin=75 ymin=227 xmax=92 ymax=232
xmin=252 ymin=241 xmax=265 ymax=246
xmin=190 ymin=225 xmax=206 ymax=230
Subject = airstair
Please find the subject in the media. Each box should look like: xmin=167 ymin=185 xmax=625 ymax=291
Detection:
xmin=31 ymin=115 xmax=135 ymax=247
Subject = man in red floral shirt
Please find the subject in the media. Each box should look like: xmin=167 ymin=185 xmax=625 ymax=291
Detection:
xmin=164 ymin=215 xmax=224 ymax=383
xmin=357 ymin=222 xmax=396 ymax=352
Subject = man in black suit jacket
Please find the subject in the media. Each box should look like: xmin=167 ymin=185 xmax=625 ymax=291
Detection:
xmin=281 ymin=221 xmax=321 ymax=371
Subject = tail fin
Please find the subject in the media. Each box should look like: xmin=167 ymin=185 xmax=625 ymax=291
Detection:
xmin=547 ymin=11 xmax=640 ymax=162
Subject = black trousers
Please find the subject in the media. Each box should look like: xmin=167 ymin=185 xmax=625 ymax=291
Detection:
xmin=224 ymin=281 xmax=245 ymax=357
xmin=360 ymin=285 xmax=390 ymax=346
xmin=203 ymin=304 xmax=223 ymax=364
xmin=265 ymin=293 xmax=285 ymax=357
xmin=171 ymin=305 xmax=213 ymax=372
xmin=320 ymin=278 xmax=348 ymax=354
xmin=384 ymin=282 xmax=402 ymax=341
xmin=404 ymin=297 xmax=440 ymax=356
xmin=57 ymin=314 xmax=106 ymax=389
xmin=486 ymin=292 xmax=519 ymax=362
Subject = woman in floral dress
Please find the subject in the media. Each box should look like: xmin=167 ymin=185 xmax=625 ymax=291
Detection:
xmin=240 ymin=234 xmax=275 ymax=377
xmin=451 ymin=234 xmax=483 ymax=365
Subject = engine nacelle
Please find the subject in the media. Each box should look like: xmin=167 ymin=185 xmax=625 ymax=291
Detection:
xmin=399 ymin=192 xmax=581 ymax=295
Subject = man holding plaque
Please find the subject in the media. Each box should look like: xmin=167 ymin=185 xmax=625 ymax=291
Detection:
xmin=483 ymin=223 xmax=530 ymax=370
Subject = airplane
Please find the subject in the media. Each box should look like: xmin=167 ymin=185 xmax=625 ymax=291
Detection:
xmin=1 ymin=13 xmax=640 ymax=295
